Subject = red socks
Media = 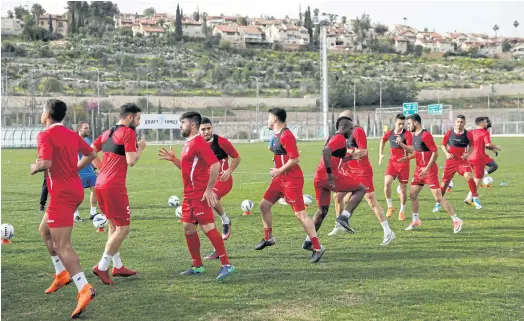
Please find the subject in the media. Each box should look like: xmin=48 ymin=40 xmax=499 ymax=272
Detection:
xmin=206 ymin=228 xmax=230 ymax=266
xmin=468 ymin=178 xmax=478 ymax=197
xmin=264 ymin=228 xmax=272 ymax=240
xmin=185 ymin=232 xmax=202 ymax=267
xmin=310 ymin=237 xmax=321 ymax=251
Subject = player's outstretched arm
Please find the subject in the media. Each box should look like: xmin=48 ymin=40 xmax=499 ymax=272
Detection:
xmin=202 ymin=162 xmax=219 ymax=207
xmin=158 ymin=146 xmax=181 ymax=169
xmin=379 ymin=139 xmax=385 ymax=165
xmin=397 ymin=139 xmax=414 ymax=154
xmin=30 ymin=159 xmax=52 ymax=175
xmin=126 ymin=137 xmax=146 ymax=167
xmin=90 ymin=145 xmax=103 ymax=170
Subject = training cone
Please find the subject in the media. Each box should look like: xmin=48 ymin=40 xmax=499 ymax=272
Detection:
xmin=96 ymin=228 xmax=105 ymax=233
xmin=243 ymin=211 xmax=251 ymax=216
xmin=2 ymin=239 xmax=12 ymax=244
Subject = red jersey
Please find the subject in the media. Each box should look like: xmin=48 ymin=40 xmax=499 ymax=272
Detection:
xmin=412 ymin=129 xmax=437 ymax=167
xmin=269 ymin=128 xmax=303 ymax=180
xmin=467 ymin=128 xmax=491 ymax=163
xmin=344 ymin=127 xmax=372 ymax=176
xmin=37 ymin=124 xmax=93 ymax=192
xmin=316 ymin=133 xmax=347 ymax=174
xmin=381 ymin=129 xmax=413 ymax=162
xmin=442 ymin=129 xmax=472 ymax=159
xmin=93 ymin=125 xmax=137 ymax=188
xmin=208 ymin=134 xmax=239 ymax=172
xmin=180 ymin=135 xmax=219 ymax=199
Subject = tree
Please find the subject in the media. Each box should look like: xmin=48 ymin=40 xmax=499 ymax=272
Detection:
xmin=193 ymin=10 xmax=200 ymax=21
xmin=502 ymin=40 xmax=512 ymax=52
xmin=201 ymin=12 xmax=208 ymax=36
xmin=423 ymin=47 xmax=431 ymax=57
xmin=157 ymin=19 xmax=165 ymax=27
xmin=493 ymin=24 xmax=499 ymax=38
xmin=514 ymin=20 xmax=519 ymax=37
xmin=237 ymin=16 xmax=248 ymax=26
xmin=414 ymin=44 xmax=423 ymax=57
xmin=313 ymin=8 xmax=320 ymax=46
xmin=31 ymin=3 xmax=46 ymax=21
xmin=175 ymin=4 xmax=183 ymax=41
xmin=304 ymin=6 xmax=313 ymax=48
xmin=374 ymin=23 xmax=388 ymax=35
xmin=48 ymin=14 xmax=53 ymax=33
xmin=14 ymin=5 xmax=30 ymax=20
xmin=143 ymin=7 xmax=155 ymax=17
xmin=7 ymin=10 xmax=14 ymax=19
xmin=341 ymin=16 xmax=346 ymax=24
xmin=298 ymin=4 xmax=302 ymax=26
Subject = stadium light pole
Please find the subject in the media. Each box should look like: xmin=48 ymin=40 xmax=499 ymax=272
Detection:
xmin=94 ymin=68 xmax=100 ymax=138
xmin=250 ymin=76 xmax=261 ymax=125
xmin=353 ymin=82 xmax=356 ymax=116
xmin=315 ymin=14 xmax=330 ymax=138
xmin=146 ymin=72 xmax=153 ymax=113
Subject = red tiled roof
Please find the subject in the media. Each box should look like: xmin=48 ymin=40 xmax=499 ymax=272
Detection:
xmin=216 ymin=25 xmax=238 ymax=33
xmin=239 ymin=26 xmax=262 ymax=34
xmin=182 ymin=20 xmax=202 ymax=25
xmin=223 ymin=16 xmax=237 ymax=21
xmin=143 ymin=26 xmax=164 ymax=33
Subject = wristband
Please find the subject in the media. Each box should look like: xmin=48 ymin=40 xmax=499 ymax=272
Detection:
xmin=326 ymin=167 xmax=332 ymax=174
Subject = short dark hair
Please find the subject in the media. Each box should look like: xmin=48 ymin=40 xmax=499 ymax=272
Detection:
xmin=395 ymin=113 xmax=406 ymax=121
xmin=475 ymin=116 xmax=486 ymax=125
xmin=407 ymin=113 xmax=421 ymax=123
xmin=457 ymin=115 xmax=466 ymax=121
xmin=268 ymin=108 xmax=286 ymax=123
xmin=120 ymin=103 xmax=142 ymax=118
xmin=180 ymin=111 xmax=202 ymax=127
xmin=45 ymin=99 xmax=67 ymax=122
xmin=486 ymin=117 xmax=492 ymax=128
xmin=201 ymin=117 xmax=212 ymax=126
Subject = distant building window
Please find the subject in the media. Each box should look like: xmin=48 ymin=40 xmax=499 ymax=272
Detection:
xmin=58 ymin=22 xmax=64 ymax=27
xmin=40 ymin=21 xmax=45 ymax=26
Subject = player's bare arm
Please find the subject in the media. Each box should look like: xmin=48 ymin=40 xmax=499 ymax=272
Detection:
xmin=90 ymin=144 xmax=103 ymax=169
xmin=486 ymin=143 xmax=501 ymax=151
xmin=220 ymin=155 xmax=241 ymax=182
xmin=126 ymin=137 xmax=147 ymax=167
xmin=78 ymin=151 xmax=97 ymax=171
xmin=441 ymin=144 xmax=453 ymax=160
xmin=269 ymin=157 xmax=299 ymax=178
xmin=322 ymin=145 xmax=336 ymax=189
xmin=30 ymin=159 xmax=52 ymax=175
xmin=379 ymin=139 xmax=385 ymax=165
xmin=397 ymin=136 xmax=415 ymax=154
xmin=420 ymin=151 xmax=439 ymax=178
xmin=158 ymin=146 xmax=181 ymax=169
xmin=203 ymin=162 xmax=220 ymax=207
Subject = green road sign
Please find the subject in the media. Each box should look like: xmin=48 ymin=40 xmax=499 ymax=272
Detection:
xmin=428 ymin=104 xmax=443 ymax=115
xmin=403 ymin=102 xmax=419 ymax=116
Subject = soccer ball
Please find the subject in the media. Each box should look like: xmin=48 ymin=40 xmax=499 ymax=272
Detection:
xmin=278 ymin=198 xmax=288 ymax=205
xmin=1 ymin=224 xmax=14 ymax=241
xmin=304 ymin=194 xmax=313 ymax=202
xmin=303 ymin=195 xmax=313 ymax=207
xmin=175 ymin=206 xmax=182 ymax=218
xmin=92 ymin=214 xmax=108 ymax=229
xmin=448 ymin=181 xmax=454 ymax=189
xmin=483 ymin=176 xmax=494 ymax=186
xmin=168 ymin=195 xmax=180 ymax=207
xmin=396 ymin=185 xmax=402 ymax=194
xmin=241 ymin=200 xmax=254 ymax=215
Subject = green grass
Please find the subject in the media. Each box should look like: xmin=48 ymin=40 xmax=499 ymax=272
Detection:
xmin=2 ymin=138 xmax=524 ymax=320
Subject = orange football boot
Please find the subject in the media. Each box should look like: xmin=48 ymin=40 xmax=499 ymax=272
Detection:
xmin=45 ymin=270 xmax=72 ymax=294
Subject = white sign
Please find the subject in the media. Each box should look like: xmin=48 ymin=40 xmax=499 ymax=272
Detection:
xmin=137 ymin=114 xmax=181 ymax=129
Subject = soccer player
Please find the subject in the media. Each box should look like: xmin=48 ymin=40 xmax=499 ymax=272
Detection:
xmin=379 ymin=113 xmax=413 ymax=221
xmin=432 ymin=115 xmax=482 ymax=211
xmin=329 ymin=111 xmax=395 ymax=246
xmin=73 ymin=121 xmax=99 ymax=221
xmin=302 ymin=115 xmax=367 ymax=250
xmin=254 ymin=108 xmax=325 ymax=263
xmin=199 ymin=117 xmax=241 ymax=259
xmin=464 ymin=116 xmax=501 ymax=204
xmin=39 ymin=176 xmax=48 ymax=211
xmin=91 ymin=103 xmax=147 ymax=285
xmin=31 ymin=99 xmax=97 ymax=318
xmin=397 ymin=113 xmax=463 ymax=233
xmin=158 ymin=111 xmax=235 ymax=281
xmin=481 ymin=117 xmax=499 ymax=186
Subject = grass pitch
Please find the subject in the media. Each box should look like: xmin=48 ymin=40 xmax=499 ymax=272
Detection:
xmin=2 ymin=137 xmax=524 ymax=321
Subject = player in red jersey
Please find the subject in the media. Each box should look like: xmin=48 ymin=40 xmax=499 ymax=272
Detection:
xmin=158 ymin=111 xmax=235 ymax=281
xmin=465 ymin=116 xmax=501 ymax=204
xmin=397 ymin=113 xmax=463 ymax=233
xmin=329 ymin=111 xmax=396 ymax=246
xmin=302 ymin=116 xmax=367 ymax=250
xmin=199 ymin=117 xmax=241 ymax=259
xmin=91 ymin=104 xmax=147 ymax=285
xmin=379 ymin=113 xmax=413 ymax=221
xmin=432 ymin=115 xmax=482 ymax=211
xmin=255 ymin=108 xmax=325 ymax=263
xmin=30 ymin=99 xmax=97 ymax=318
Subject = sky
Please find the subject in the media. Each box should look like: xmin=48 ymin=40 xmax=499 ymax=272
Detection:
xmin=1 ymin=0 xmax=523 ymax=37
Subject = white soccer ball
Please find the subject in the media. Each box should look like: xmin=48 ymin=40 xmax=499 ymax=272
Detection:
xmin=168 ymin=195 xmax=180 ymax=207
xmin=483 ymin=176 xmax=494 ymax=185
xmin=278 ymin=198 xmax=288 ymax=205
xmin=92 ymin=214 xmax=108 ymax=229
xmin=175 ymin=206 xmax=182 ymax=218
xmin=1 ymin=224 xmax=14 ymax=240
xmin=448 ymin=180 xmax=454 ymax=189
xmin=303 ymin=195 xmax=313 ymax=206
xmin=241 ymin=200 xmax=254 ymax=212
xmin=396 ymin=185 xmax=402 ymax=194
xmin=304 ymin=194 xmax=313 ymax=202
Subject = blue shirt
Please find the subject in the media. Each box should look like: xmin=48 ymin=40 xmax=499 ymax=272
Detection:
xmin=269 ymin=136 xmax=274 ymax=148
xmin=78 ymin=137 xmax=95 ymax=176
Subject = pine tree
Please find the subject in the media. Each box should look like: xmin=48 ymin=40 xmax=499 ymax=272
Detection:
xmin=48 ymin=14 xmax=53 ymax=33
xmin=175 ymin=4 xmax=183 ymax=41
